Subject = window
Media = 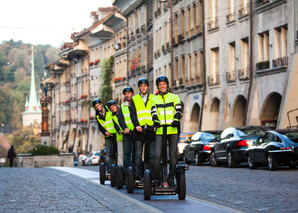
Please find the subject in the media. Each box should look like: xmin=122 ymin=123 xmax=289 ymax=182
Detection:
xmin=208 ymin=0 xmax=218 ymax=30
xmin=187 ymin=7 xmax=191 ymax=35
xmin=210 ymin=48 xmax=219 ymax=84
xmin=240 ymin=38 xmax=249 ymax=78
xmin=174 ymin=14 xmax=178 ymax=43
xmin=257 ymin=31 xmax=269 ymax=70
xmin=228 ymin=42 xmax=236 ymax=81
xmin=187 ymin=54 xmax=192 ymax=80
xmin=159 ymin=27 xmax=162 ymax=51
xmin=227 ymin=0 xmax=235 ymax=22
xmin=181 ymin=10 xmax=185 ymax=37
xmin=164 ymin=22 xmax=167 ymax=44
xmin=181 ymin=55 xmax=185 ymax=79
xmin=273 ymin=25 xmax=288 ymax=67
xmin=174 ymin=57 xmax=179 ymax=81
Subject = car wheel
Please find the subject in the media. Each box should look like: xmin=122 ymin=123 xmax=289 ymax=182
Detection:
xmin=210 ymin=151 xmax=220 ymax=167
xmin=268 ymin=153 xmax=278 ymax=171
xmin=247 ymin=154 xmax=257 ymax=169
xmin=227 ymin=151 xmax=237 ymax=168
xmin=288 ymin=161 xmax=297 ymax=169
xmin=195 ymin=153 xmax=203 ymax=166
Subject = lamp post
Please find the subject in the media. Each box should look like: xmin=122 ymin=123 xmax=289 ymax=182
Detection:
xmin=40 ymin=81 xmax=54 ymax=146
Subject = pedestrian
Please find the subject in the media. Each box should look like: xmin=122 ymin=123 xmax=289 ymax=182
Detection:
xmin=129 ymin=78 xmax=155 ymax=181
xmin=92 ymin=99 xmax=117 ymax=173
xmin=107 ymin=100 xmax=124 ymax=167
xmin=117 ymin=86 xmax=135 ymax=174
xmin=151 ymin=76 xmax=182 ymax=187
xmin=7 ymin=145 xmax=16 ymax=167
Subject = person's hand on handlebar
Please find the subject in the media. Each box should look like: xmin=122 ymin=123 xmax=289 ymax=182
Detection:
xmin=106 ymin=132 xmax=112 ymax=136
xmin=171 ymin=120 xmax=180 ymax=127
xmin=124 ymin=128 xmax=130 ymax=134
xmin=136 ymin=126 xmax=142 ymax=132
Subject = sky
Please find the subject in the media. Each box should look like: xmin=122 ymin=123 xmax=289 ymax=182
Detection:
xmin=0 ymin=0 xmax=113 ymax=48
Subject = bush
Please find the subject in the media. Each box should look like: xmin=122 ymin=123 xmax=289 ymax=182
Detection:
xmin=31 ymin=145 xmax=59 ymax=155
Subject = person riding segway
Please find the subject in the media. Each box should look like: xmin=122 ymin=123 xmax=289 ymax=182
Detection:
xmin=107 ymin=100 xmax=124 ymax=187
xmin=143 ymin=76 xmax=188 ymax=200
xmin=93 ymin=99 xmax=117 ymax=185
xmin=127 ymin=78 xmax=156 ymax=193
xmin=115 ymin=86 xmax=135 ymax=189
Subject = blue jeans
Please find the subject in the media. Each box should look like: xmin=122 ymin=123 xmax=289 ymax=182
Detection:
xmin=123 ymin=134 xmax=134 ymax=173
xmin=133 ymin=139 xmax=155 ymax=178
xmin=153 ymin=134 xmax=178 ymax=180
xmin=105 ymin=136 xmax=116 ymax=170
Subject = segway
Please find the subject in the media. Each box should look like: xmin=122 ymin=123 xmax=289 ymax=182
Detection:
xmin=99 ymin=137 xmax=117 ymax=185
xmin=126 ymin=127 xmax=151 ymax=193
xmin=144 ymin=125 xmax=188 ymax=200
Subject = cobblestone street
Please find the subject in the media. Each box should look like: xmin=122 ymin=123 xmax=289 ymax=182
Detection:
xmin=0 ymin=168 xmax=155 ymax=213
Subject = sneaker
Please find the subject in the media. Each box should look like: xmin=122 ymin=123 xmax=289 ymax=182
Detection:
xmin=168 ymin=179 xmax=175 ymax=187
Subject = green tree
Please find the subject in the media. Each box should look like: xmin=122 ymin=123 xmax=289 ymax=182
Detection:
xmin=99 ymin=57 xmax=114 ymax=105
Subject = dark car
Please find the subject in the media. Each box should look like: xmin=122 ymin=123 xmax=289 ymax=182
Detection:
xmin=210 ymin=126 xmax=270 ymax=168
xmin=245 ymin=129 xmax=298 ymax=170
xmin=177 ymin=132 xmax=195 ymax=160
xmin=184 ymin=131 xmax=221 ymax=165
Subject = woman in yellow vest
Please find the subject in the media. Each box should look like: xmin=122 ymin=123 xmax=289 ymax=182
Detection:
xmin=92 ymin=98 xmax=117 ymax=172
xmin=117 ymin=86 xmax=135 ymax=173
xmin=151 ymin=76 xmax=182 ymax=187
xmin=129 ymin=78 xmax=155 ymax=180
xmin=107 ymin=100 xmax=123 ymax=167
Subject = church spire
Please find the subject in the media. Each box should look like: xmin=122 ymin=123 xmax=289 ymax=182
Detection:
xmin=27 ymin=45 xmax=41 ymax=113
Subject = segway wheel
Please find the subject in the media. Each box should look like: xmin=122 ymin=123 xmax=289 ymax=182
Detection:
xmin=99 ymin=163 xmax=105 ymax=185
xmin=110 ymin=164 xmax=116 ymax=187
xmin=178 ymin=169 xmax=186 ymax=200
xmin=126 ymin=167 xmax=134 ymax=193
xmin=144 ymin=169 xmax=151 ymax=200
xmin=116 ymin=166 xmax=124 ymax=189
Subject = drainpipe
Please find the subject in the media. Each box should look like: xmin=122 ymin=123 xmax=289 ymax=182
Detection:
xmin=199 ymin=0 xmax=206 ymax=131
xmin=244 ymin=0 xmax=253 ymax=126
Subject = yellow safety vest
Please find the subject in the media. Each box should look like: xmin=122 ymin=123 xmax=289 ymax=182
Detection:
xmin=112 ymin=114 xmax=123 ymax=142
xmin=121 ymin=103 xmax=134 ymax=131
xmin=151 ymin=92 xmax=181 ymax=135
xmin=96 ymin=110 xmax=117 ymax=138
xmin=132 ymin=94 xmax=154 ymax=127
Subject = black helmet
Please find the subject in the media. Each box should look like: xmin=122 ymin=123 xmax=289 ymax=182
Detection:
xmin=122 ymin=86 xmax=134 ymax=95
xmin=138 ymin=78 xmax=149 ymax=87
xmin=156 ymin=75 xmax=169 ymax=87
xmin=107 ymin=100 xmax=117 ymax=109
xmin=92 ymin=98 xmax=102 ymax=107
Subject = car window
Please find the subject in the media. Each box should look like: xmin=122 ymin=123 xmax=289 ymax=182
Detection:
xmin=264 ymin=133 xmax=276 ymax=142
xmin=95 ymin=153 xmax=100 ymax=156
xmin=201 ymin=133 xmax=216 ymax=142
xmin=223 ymin=133 xmax=234 ymax=140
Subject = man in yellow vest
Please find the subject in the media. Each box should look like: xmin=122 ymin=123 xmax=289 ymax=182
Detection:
xmin=129 ymin=78 xmax=155 ymax=180
xmin=151 ymin=76 xmax=182 ymax=187
xmin=117 ymin=86 xmax=135 ymax=173
xmin=92 ymin=98 xmax=117 ymax=172
xmin=107 ymin=100 xmax=123 ymax=167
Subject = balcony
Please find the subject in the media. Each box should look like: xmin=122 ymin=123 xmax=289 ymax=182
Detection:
xmin=238 ymin=6 xmax=249 ymax=18
xmin=226 ymin=70 xmax=237 ymax=83
xmin=272 ymin=56 xmax=288 ymax=68
xmin=256 ymin=0 xmax=270 ymax=7
xmin=256 ymin=61 xmax=270 ymax=71
xmin=238 ymin=67 xmax=250 ymax=81
xmin=208 ymin=74 xmax=220 ymax=86
xmin=166 ymin=42 xmax=170 ymax=52
xmin=207 ymin=18 xmax=219 ymax=31
xmin=226 ymin=12 xmax=236 ymax=23
xmin=162 ymin=45 xmax=167 ymax=55
xmin=178 ymin=34 xmax=184 ymax=44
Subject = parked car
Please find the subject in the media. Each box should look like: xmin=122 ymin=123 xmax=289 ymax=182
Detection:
xmin=177 ymin=132 xmax=195 ymax=160
xmin=184 ymin=131 xmax=222 ymax=165
xmin=81 ymin=155 xmax=92 ymax=166
xmin=210 ymin=126 xmax=270 ymax=168
xmin=245 ymin=129 xmax=298 ymax=170
xmin=91 ymin=151 xmax=100 ymax=165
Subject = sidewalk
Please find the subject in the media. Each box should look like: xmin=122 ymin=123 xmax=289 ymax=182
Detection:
xmin=0 ymin=167 xmax=155 ymax=213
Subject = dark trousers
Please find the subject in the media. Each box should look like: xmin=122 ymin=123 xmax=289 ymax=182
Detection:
xmin=105 ymin=136 xmax=117 ymax=170
xmin=123 ymin=134 xmax=134 ymax=173
xmin=9 ymin=158 xmax=14 ymax=167
xmin=133 ymin=139 xmax=155 ymax=178
xmin=153 ymin=134 xmax=179 ymax=180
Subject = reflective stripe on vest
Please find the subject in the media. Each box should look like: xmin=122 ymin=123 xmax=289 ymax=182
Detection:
xmin=96 ymin=111 xmax=117 ymax=137
xmin=132 ymin=94 xmax=154 ymax=126
xmin=121 ymin=104 xmax=134 ymax=131
xmin=152 ymin=93 xmax=180 ymax=135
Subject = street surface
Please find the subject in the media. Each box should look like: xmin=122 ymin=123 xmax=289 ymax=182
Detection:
xmin=83 ymin=164 xmax=298 ymax=213
xmin=1 ymin=164 xmax=297 ymax=212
